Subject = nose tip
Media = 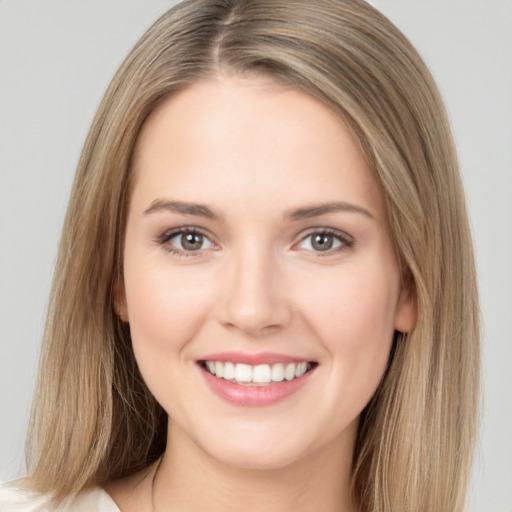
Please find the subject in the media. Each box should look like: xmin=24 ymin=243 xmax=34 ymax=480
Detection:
xmin=217 ymin=254 xmax=292 ymax=336
xmin=221 ymin=296 xmax=285 ymax=335
xmin=221 ymin=308 xmax=283 ymax=335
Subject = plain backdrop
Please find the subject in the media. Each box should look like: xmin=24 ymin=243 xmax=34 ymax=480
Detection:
xmin=0 ymin=1 xmax=511 ymax=510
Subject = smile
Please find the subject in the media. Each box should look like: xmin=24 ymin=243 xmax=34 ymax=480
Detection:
xmin=197 ymin=355 xmax=318 ymax=407
xmin=202 ymin=361 xmax=314 ymax=386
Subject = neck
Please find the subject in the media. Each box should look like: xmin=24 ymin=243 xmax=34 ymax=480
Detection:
xmin=152 ymin=422 xmax=358 ymax=512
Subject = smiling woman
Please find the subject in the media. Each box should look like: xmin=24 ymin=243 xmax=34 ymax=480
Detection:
xmin=116 ymin=79 xmax=415 ymax=487
xmin=0 ymin=1 xmax=479 ymax=511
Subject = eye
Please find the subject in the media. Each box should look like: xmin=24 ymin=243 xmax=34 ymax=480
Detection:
xmin=158 ymin=228 xmax=216 ymax=255
xmin=296 ymin=229 xmax=353 ymax=254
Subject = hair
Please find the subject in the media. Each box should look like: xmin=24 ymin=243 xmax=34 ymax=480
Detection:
xmin=26 ymin=1 xmax=479 ymax=511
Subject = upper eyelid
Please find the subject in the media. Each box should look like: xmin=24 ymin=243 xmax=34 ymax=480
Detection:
xmin=292 ymin=228 xmax=354 ymax=256
xmin=158 ymin=226 xmax=212 ymax=241
xmin=155 ymin=226 xmax=353 ymax=249
xmin=297 ymin=227 xmax=353 ymax=242
xmin=157 ymin=227 xmax=216 ymax=257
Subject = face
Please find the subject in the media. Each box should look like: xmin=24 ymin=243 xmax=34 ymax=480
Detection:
xmin=118 ymin=76 xmax=415 ymax=470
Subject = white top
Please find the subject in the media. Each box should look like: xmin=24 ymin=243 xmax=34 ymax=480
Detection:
xmin=0 ymin=481 xmax=120 ymax=512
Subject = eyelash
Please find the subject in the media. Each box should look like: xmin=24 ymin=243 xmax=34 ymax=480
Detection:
xmin=155 ymin=227 xmax=214 ymax=258
xmin=296 ymin=228 xmax=354 ymax=256
xmin=155 ymin=227 xmax=354 ymax=258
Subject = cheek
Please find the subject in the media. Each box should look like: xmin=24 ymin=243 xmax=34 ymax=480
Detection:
xmin=303 ymin=263 xmax=399 ymax=335
xmin=299 ymin=267 xmax=398 ymax=402
xmin=122 ymin=253 xmax=218 ymax=418
xmin=122 ymin=250 xmax=215 ymax=360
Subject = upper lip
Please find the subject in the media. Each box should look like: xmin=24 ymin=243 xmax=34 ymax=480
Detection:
xmin=197 ymin=351 xmax=316 ymax=366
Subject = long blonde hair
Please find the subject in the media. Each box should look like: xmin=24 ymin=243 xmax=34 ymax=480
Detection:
xmin=27 ymin=1 xmax=479 ymax=510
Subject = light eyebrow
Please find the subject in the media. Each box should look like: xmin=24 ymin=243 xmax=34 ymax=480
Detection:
xmin=143 ymin=199 xmax=220 ymax=220
xmin=285 ymin=201 xmax=374 ymax=221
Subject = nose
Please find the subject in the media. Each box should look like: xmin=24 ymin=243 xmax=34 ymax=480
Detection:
xmin=217 ymin=246 xmax=292 ymax=336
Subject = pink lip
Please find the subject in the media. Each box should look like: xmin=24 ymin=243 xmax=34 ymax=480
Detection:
xmin=198 ymin=351 xmax=312 ymax=365
xmin=197 ymin=358 xmax=316 ymax=407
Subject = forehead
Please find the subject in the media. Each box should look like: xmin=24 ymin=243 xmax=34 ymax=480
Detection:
xmin=130 ymin=76 xmax=384 ymax=221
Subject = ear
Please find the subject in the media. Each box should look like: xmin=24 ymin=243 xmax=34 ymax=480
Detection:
xmin=113 ymin=275 xmax=129 ymax=323
xmin=394 ymin=277 xmax=416 ymax=334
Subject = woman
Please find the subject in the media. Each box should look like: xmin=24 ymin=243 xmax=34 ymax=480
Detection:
xmin=0 ymin=0 xmax=479 ymax=510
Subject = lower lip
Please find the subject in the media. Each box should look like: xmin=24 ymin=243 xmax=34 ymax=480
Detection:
xmin=199 ymin=366 xmax=315 ymax=407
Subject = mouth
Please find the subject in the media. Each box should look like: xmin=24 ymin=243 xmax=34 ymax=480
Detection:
xmin=199 ymin=360 xmax=318 ymax=387
xmin=196 ymin=351 xmax=319 ymax=406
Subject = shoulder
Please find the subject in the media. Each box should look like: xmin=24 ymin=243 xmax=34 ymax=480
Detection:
xmin=0 ymin=480 xmax=49 ymax=512
xmin=0 ymin=480 xmax=120 ymax=512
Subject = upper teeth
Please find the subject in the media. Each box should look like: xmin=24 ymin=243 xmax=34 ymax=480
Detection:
xmin=205 ymin=361 xmax=310 ymax=385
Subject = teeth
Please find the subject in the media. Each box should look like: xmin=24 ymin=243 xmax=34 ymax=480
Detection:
xmin=235 ymin=363 xmax=252 ymax=382
xmin=252 ymin=364 xmax=271 ymax=383
xmin=271 ymin=363 xmax=284 ymax=382
xmin=295 ymin=362 xmax=308 ymax=378
xmin=284 ymin=363 xmax=296 ymax=381
xmin=204 ymin=361 xmax=312 ymax=385
xmin=223 ymin=361 xmax=235 ymax=380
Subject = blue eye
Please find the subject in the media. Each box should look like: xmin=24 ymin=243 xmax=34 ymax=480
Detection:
xmin=297 ymin=229 xmax=352 ymax=254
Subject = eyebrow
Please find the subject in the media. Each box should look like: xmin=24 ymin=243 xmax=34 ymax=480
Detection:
xmin=144 ymin=199 xmax=220 ymax=219
xmin=143 ymin=199 xmax=373 ymax=222
xmin=285 ymin=201 xmax=374 ymax=221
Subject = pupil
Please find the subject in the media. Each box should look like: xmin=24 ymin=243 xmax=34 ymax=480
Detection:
xmin=182 ymin=233 xmax=202 ymax=250
xmin=312 ymin=234 xmax=333 ymax=251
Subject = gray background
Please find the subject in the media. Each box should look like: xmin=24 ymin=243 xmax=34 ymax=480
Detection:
xmin=1 ymin=1 xmax=511 ymax=510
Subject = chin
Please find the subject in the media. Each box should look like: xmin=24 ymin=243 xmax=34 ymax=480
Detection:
xmin=186 ymin=416 xmax=328 ymax=471
xmin=204 ymin=439 xmax=309 ymax=471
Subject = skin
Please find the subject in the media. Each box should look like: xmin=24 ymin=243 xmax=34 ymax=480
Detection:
xmin=109 ymin=75 xmax=415 ymax=512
